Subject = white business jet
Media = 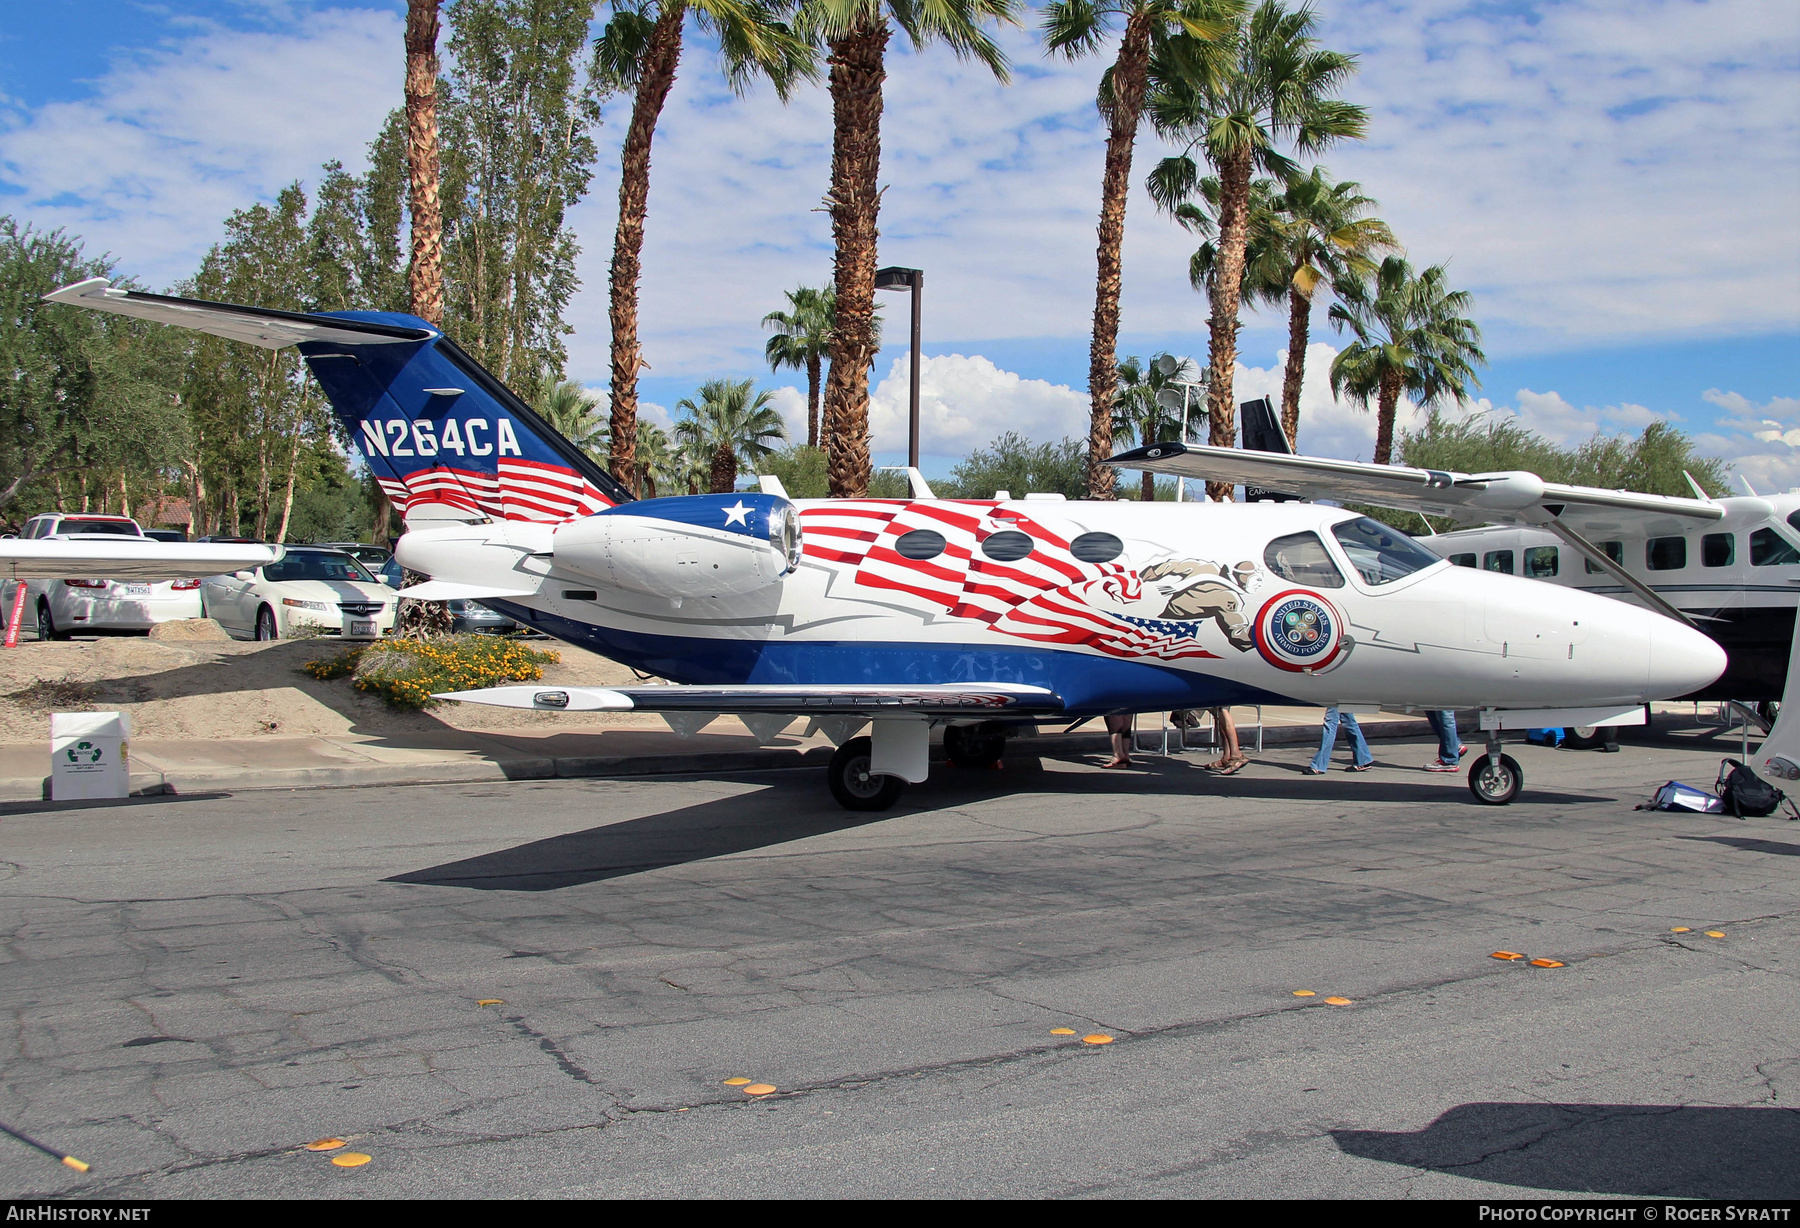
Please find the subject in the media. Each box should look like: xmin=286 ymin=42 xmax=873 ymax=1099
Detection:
xmin=37 ymin=278 xmax=1726 ymax=809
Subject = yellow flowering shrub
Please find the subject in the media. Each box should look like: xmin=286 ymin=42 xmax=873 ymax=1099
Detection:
xmin=303 ymin=636 xmax=561 ymax=710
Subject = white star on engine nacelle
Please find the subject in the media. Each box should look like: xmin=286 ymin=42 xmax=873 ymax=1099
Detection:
xmin=722 ymin=501 xmax=751 ymax=527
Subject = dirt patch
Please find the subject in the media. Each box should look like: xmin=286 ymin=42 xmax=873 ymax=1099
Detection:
xmin=0 ymin=634 xmax=667 ymax=742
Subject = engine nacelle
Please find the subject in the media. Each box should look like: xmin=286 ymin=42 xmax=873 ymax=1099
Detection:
xmin=553 ymin=493 xmax=802 ymax=599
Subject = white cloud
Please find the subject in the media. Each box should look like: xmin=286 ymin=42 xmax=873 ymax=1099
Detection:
xmin=869 ymin=352 xmax=1090 ymax=462
xmin=0 ymin=7 xmax=403 ymax=291
xmin=1694 ymin=389 xmax=1800 ymax=492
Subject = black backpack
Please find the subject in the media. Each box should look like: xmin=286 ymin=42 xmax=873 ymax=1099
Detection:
xmin=1715 ymin=758 xmax=1786 ymax=819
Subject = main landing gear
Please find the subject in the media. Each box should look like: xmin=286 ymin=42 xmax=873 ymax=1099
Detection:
xmin=828 ymin=737 xmax=905 ymax=811
xmin=1469 ymin=732 xmax=1524 ymax=806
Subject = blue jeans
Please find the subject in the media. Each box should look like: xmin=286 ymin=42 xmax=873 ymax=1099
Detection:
xmin=1311 ymin=707 xmax=1372 ymax=771
xmin=1426 ymin=710 xmax=1463 ymax=763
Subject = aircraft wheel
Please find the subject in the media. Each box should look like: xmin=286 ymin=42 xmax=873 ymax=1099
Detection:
xmin=1469 ymin=753 xmax=1523 ymax=806
xmin=37 ymin=601 xmax=64 ymax=642
xmin=1562 ymin=725 xmax=1608 ymax=750
xmin=255 ymin=605 xmax=279 ymax=641
xmin=944 ymin=722 xmax=1005 ymax=770
xmin=828 ymin=736 xmax=904 ymax=811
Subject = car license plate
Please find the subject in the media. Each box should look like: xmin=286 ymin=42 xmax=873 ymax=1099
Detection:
xmin=123 ymin=583 xmax=151 ymax=596
xmin=348 ymin=618 xmax=377 ymax=638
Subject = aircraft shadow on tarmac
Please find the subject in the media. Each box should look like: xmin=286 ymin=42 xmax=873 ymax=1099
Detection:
xmin=1332 ymin=1102 xmax=1799 ymax=1198
xmin=389 ymin=782 xmax=897 ymax=890
xmin=1678 ymin=834 xmax=1800 ymax=857
xmin=391 ymin=760 xmax=1604 ymax=892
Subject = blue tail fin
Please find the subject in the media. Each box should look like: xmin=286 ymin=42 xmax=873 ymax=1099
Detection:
xmin=301 ymin=311 xmax=632 ymax=523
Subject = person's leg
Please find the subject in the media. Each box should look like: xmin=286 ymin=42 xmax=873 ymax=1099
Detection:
xmin=1344 ymin=711 xmax=1374 ymax=767
xmin=1219 ymin=708 xmax=1241 ymax=761
xmin=1426 ymin=709 xmax=1458 ymax=762
xmin=1104 ymin=712 xmax=1132 ymax=767
xmin=1309 ymin=707 xmax=1340 ymax=773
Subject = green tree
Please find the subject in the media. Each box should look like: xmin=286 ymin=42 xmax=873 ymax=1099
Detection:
xmin=1148 ymin=0 xmax=1365 ymax=497
xmin=1263 ymin=167 xmax=1393 ymax=448
xmin=755 ymin=443 xmax=830 ymax=498
xmin=1329 ymin=255 xmax=1485 ymax=466
xmin=941 ymin=431 xmax=1090 ymax=500
xmin=439 ymin=0 xmax=608 ymax=392
xmin=798 ymin=0 xmax=1017 ymax=498
xmin=595 ymin=0 xmax=810 ymax=492
xmin=674 ymin=377 xmax=788 ymax=493
xmin=0 ymin=219 xmax=189 ymax=519
xmin=1043 ymin=0 xmax=1241 ymax=499
xmin=633 ymin=419 xmax=683 ymax=497
xmin=534 ymin=376 xmax=609 ymax=463
xmin=1111 ymin=352 xmax=1203 ymax=500
xmin=763 ymin=284 xmax=837 ymax=450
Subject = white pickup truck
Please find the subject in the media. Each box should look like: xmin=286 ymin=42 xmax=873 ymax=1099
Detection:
xmin=10 ymin=514 xmax=203 ymax=639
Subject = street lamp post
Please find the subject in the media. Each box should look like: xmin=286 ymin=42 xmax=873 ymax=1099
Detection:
xmin=874 ymin=266 xmax=923 ymax=469
xmin=1153 ymin=356 xmax=1208 ymax=502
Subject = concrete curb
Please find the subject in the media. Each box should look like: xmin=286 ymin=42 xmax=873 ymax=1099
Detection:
xmin=0 ymin=718 xmax=1448 ymax=802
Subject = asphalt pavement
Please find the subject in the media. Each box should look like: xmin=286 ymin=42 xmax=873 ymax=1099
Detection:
xmin=1 ymin=734 xmax=1794 ymax=1199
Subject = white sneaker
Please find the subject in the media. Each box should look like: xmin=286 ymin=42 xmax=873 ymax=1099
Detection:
xmin=1424 ymin=759 xmax=1459 ymax=773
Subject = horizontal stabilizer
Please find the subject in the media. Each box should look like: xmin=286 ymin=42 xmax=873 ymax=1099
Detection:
xmin=435 ymin=682 xmax=1064 ymax=718
xmin=396 ymin=580 xmax=535 ymax=601
xmin=0 ymin=540 xmax=281 ymax=580
xmin=43 ymin=278 xmax=433 ymax=350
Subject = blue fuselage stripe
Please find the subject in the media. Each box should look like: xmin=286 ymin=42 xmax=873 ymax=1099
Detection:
xmin=486 ymin=601 xmax=1293 ymax=715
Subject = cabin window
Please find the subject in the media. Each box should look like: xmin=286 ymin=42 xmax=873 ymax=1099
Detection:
xmin=1069 ymin=532 xmax=1124 ymax=564
xmin=1751 ymin=527 xmax=1800 ymax=567
xmin=1524 ymin=546 xmax=1559 ymax=578
xmin=1448 ymin=553 xmax=1476 ymax=568
xmin=1584 ymin=540 xmax=1624 ymax=574
xmin=1484 ymin=550 xmax=1514 ymax=574
xmin=894 ymin=529 xmax=946 ymax=560
xmin=1330 ymin=517 xmax=1441 ymax=585
xmin=1701 ymin=533 xmax=1735 ymax=568
xmin=979 ymin=530 xmax=1034 ymax=562
xmin=1646 ymin=537 xmax=1687 ymax=570
xmin=1263 ymin=532 xmax=1345 ymax=589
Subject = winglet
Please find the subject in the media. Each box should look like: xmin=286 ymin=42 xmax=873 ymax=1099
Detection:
xmin=1683 ymin=470 xmax=1715 ymax=503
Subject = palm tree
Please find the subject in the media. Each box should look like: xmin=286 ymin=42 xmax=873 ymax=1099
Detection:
xmin=1112 ymin=352 xmax=1204 ymax=500
xmin=763 ymin=284 xmax=835 ymax=450
xmin=405 ymin=0 xmax=445 ymax=328
xmin=1043 ymin=0 xmax=1241 ymax=500
xmin=1147 ymin=0 xmax=1366 ymax=498
xmin=594 ymin=0 xmax=810 ymax=493
xmin=1328 ymin=255 xmax=1485 ymax=466
xmin=633 ymin=420 xmax=681 ymax=497
xmin=534 ymin=376 xmax=609 ymax=465
xmin=1264 ymin=167 xmax=1393 ymax=448
xmin=798 ymin=0 xmax=1017 ymax=498
xmin=675 ymin=377 xmax=788 ymax=493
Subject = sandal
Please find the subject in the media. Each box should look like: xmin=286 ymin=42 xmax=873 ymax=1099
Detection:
xmin=1215 ymin=757 xmax=1249 ymax=776
xmin=1102 ymin=758 xmax=1133 ymax=769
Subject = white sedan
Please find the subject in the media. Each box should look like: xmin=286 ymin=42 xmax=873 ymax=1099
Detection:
xmin=201 ymin=547 xmax=398 ymax=641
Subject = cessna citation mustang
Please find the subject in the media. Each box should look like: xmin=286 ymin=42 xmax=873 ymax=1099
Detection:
xmin=41 ymin=278 xmax=1725 ymax=810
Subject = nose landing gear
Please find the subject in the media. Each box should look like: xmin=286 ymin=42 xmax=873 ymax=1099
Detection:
xmin=1469 ymin=732 xmax=1523 ymax=805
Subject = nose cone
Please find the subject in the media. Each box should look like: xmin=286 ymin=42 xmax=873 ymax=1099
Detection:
xmin=1650 ymin=617 xmax=1728 ymax=700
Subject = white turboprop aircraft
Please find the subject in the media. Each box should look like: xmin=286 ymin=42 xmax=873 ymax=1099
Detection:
xmin=36 ymin=278 xmax=1727 ymax=809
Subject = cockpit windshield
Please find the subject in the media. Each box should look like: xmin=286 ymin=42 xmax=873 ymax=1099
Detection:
xmin=1264 ymin=532 xmax=1345 ymax=589
xmin=1331 ymin=517 xmax=1443 ymax=586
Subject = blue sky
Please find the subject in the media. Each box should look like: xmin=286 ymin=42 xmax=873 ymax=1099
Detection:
xmin=2 ymin=0 xmax=1797 ymax=484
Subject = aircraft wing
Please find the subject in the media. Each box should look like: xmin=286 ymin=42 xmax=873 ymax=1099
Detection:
xmin=435 ymin=682 xmax=1064 ymax=718
xmin=0 ymin=540 xmax=282 ymax=580
xmin=1108 ymin=442 xmax=1723 ymax=534
xmin=43 ymin=278 xmax=433 ymax=350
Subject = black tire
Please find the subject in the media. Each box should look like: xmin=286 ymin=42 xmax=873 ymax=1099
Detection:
xmin=828 ymin=736 xmax=904 ymax=811
xmin=1469 ymin=753 xmax=1524 ymax=805
xmin=36 ymin=600 xmax=64 ymax=642
xmin=944 ymin=722 xmax=1006 ymax=770
xmin=1563 ymin=725 xmax=1608 ymax=750
xmin=255 ymin=605 xmax=278 ymax=641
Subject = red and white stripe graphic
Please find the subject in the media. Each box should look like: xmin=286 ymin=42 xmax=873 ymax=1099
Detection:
xmin=798 ymin=501 xmax=1221 ymax=662
xmin=379 ymin=459 xmax=616 ymax=523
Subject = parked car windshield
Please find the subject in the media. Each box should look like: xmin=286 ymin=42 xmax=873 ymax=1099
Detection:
xmin=263 ymin=551 xmax=376 ymax=584
xmin=1331 ymin=517 xmax=1444 ymax=585
xmin=58 ymin=519 xmax=142 ymax=536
